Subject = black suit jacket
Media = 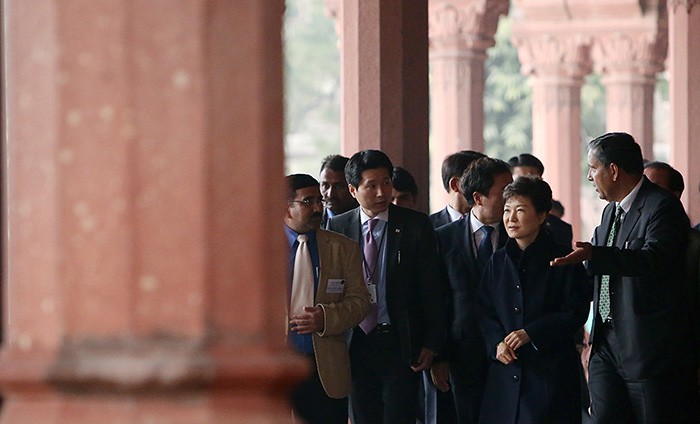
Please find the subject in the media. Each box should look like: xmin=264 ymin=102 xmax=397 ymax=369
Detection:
xmin=435 ymin=217 xmax=508 ymax=363
xmin=429 ymin=207 xmax=452 ymax=229
xmin=588 ymin=178 xmax=692 ymax=379
xmin=327 ymin=203 xmax=445 ymax=365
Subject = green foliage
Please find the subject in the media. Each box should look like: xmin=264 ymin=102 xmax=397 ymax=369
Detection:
xmin=284 ymin=0 xmax=341 ymax=174
xmin=484 ymin=18 xmax=532 ymax=160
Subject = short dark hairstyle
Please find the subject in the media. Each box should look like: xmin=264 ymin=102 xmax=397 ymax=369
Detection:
xmin=392 ymin=167 xmax=418 ymax=196
xmin=644 ymin=161 xmax=685 ymax=196
xmin=461 ymin=157 xmax=512 ymax=206
xmin=345 ymin=150 xmax=394 ymax=188
xmin=503 ymin=176 xmax=553 ymax=214
xmin=508 ymin=153 xmax=545 ymax=176
xmin=589 ymin=132 xmax=644 ymax=175
xmin=551 ymin=199 xmax=565 ymax=217
xmin=441 ymin=150 xmax=486 ymax=192
xmin=320 ymin=154 xmax=349 ymax=173
xmin=285 ymin=174 xmax=319 ymax=201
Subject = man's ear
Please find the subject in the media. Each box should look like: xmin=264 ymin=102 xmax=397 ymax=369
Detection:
xmin=473 ymin=192 xmax=483 ymax=206
xmin=284 ymin=204 xmax=293 ymax=219
xmin=449 ymin=177 xmax=461 ymax=194
xmin=348 ymin=184 xmax=358 ymax=199
xmin=609 ymin=163 xmax=619 ymax=181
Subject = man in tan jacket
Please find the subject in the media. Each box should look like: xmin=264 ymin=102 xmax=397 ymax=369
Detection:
xmin=285 ymin=174 xmax=370 ymax=424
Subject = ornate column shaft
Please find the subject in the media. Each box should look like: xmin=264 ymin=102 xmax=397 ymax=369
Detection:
xmin=428 ymin=0 xmax=508 ymax=210
xmin=0 ymin=1 xmax=303 ymax=422
xmin=592 ymin=29 xmax=668 ymax=160
xmin=512 ymin=33 xmax=593 ymax=240
xmin=668 ymin=0 xmax=700 ymax=224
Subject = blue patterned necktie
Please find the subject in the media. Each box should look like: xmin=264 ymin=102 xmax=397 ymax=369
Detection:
xmin=478 ymin=226 xmax=495 ymax=264
xmin=599 ymin=205 xmax=623 ymax=321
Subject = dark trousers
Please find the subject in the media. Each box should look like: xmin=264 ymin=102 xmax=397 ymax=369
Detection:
xmin=349 ymin=327 xmax=421 ymax=424
xmin=589 ymin=323 xmax=696 ymax=424
xmin=290 ymin=354 xmax=348 ymax=424
xmin=449 ymin=345 xmax=487 ymax=424
xmin=421 ymin=371 xmax=458 ymax=424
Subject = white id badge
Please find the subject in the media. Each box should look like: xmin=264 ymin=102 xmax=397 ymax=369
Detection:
xmin=366 ymin=282 xmax=377 ymax=304
xmin=326 ymin=279 xmax=346 ymax=294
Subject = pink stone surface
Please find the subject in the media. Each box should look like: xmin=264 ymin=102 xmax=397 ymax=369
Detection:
xmin=1 ymin=0 xmax=303 ymax=421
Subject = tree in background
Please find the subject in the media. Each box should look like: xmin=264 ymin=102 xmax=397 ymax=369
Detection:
xmin=284 ymin=0 xmax=340 ymax=175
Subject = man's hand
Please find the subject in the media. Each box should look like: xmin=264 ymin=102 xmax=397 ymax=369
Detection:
xmin=410 ymin=348 xmax=436 ymax=372
xmin=504 ymin=329 xmax=530 ymax=351
xmin=430 ymin=361 xmax=451 ymax=392
xmin=550 ymin=242 xmax=593 ymax=266
xmin=289 ymin=306 xmax=325 ymax=335
xmin=496 ymin=342 xmax=518 ymax=365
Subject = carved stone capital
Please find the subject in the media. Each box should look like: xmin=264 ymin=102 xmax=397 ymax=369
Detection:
xmin=592 ymin=30 xmax=668 ymax=77
xmin=428 ymin=0 xmax=509 ymax=51
xmin=670 ymin=0 xmax=698 ymax=13
xmin=512 ymin=33 xmax=593 ymax=81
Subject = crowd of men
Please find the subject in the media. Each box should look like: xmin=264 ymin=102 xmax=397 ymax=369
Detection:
xmin=284 ymin=132 xmax=700 ymax=424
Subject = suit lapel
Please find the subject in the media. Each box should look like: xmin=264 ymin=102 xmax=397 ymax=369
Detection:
xmin=616 ymin=183 xmax=647 ymax=246
xmin=348 ymin=208 xmax=362 ymax=243
xmin=315 ymin=230 xmax=330 ymax=303
xmin=459 ymin=219 xmax=480 ymax=280
xmin=386 ymin=205 xmax=402 ymax=275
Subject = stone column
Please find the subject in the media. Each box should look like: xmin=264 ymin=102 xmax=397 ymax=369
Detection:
xmin=512 ymin=33 xmax=593 ymax=240
xmin=0 ymin=1 xmax=304 ymax=422
xmin=338 ymin=0 xmax=431 ymax=213
xmin=592 ymin=27 xmax=668 ymax=160
xmin=427 ymin=0 xmax=508 ymax=210
xmin=668 ymin=1 xmax=700 ymax=224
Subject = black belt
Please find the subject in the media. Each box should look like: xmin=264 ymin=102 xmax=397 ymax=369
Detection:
xmin=600 ymin=317 xmax=614 ymax=330
xmin=375 ymin=323 xmax=392 ymax=334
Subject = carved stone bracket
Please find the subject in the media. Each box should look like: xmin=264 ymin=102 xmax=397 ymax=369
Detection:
xmin=512 ymin=33 xmax=593 ymax=81
xmin=592 ymin=30 xmax=668 ymax=77
xmin=428 ymin=0 xmax=509 ymax=51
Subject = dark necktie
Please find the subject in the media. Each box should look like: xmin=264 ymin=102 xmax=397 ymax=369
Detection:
xmin=478 ymin=225 xmax=495 ymax=264
xmin=599 ymin=205 xmax=623 ymax=321
xmin=360 ymin=219 xmax=379 ymax=334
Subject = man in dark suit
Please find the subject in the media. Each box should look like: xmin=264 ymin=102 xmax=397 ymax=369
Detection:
xmin=432 ymin=157 xmax=513 ymax=424
xmin=508 ymin=153 xmax=573 ymax=248
xmin=430 ymin=151 xmax=486 ymax=229
xmin=320 ymin=155 xmax=358 ymax=228
xmin=327 ymin=149 xmax=444 ymax=424
xmin=552 ymin=132 xmax=697 ymax=423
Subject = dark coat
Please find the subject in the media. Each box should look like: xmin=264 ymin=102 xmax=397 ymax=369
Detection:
xmin=477 ymin=232 xmax=590 ymax=424
xmin=327 ymin=203 xmax=445 ymax=364
xmin=436 ymin=218 xmax=507 ymax=364
xmin=429 ymin=207 xmax=451 ymax=229
xmin=588 ymin=178 xmax=693 ymax=379
xmin=545 ymin=214 xmax=573 ymax=249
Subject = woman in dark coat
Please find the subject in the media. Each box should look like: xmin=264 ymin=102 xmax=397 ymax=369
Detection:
xmin=477 ymin=177 xmax=590 ymax=424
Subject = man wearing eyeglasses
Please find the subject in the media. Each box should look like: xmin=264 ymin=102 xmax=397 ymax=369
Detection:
xmin=284 ymin=173 xmax=371 ymax=424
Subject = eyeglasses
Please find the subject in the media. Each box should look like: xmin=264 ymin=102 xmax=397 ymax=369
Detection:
xmin=288 ymin=198 xmax=324 ymax=207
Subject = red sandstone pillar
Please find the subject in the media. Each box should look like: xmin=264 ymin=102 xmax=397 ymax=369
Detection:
xmin=0 ymin=1 xmax=304 ymax=422
xmin=668 ymin=1 xmax=700 ymax=225
xmin=427 ymin=0 xmax=509 ymax=210
xmin=512 ymin=33 xmax=592 ymax=240
xmin=592 ymin=29 xmax=667 ymax=160
xmin=337 ymin=0 xmax=431 ymax=213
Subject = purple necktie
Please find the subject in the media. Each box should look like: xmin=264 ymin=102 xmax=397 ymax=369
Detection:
xmin=360 ymin=218 xmax=379 ymax=334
